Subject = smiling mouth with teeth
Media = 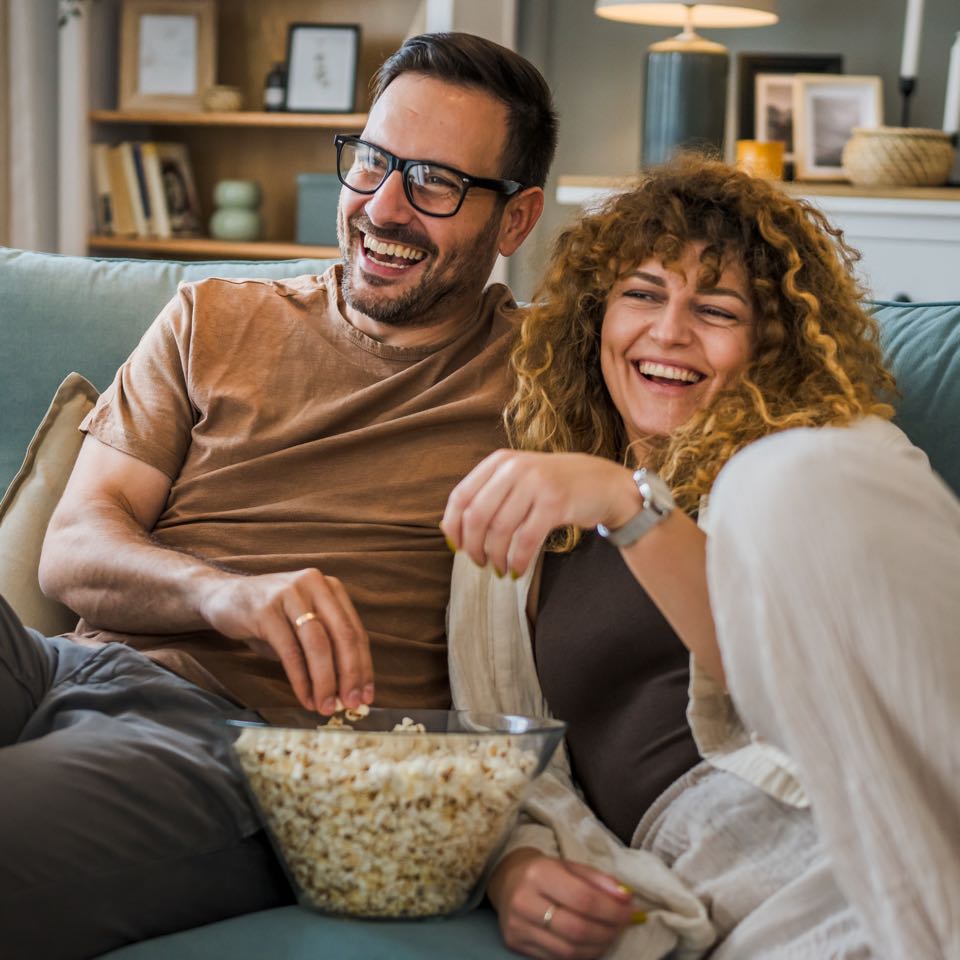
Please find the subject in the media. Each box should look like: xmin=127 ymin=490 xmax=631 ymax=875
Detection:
xmin=635 ymin=360 xmax=705 ymax=385
xmin=362 ymin=233 xmax=427 ymax=268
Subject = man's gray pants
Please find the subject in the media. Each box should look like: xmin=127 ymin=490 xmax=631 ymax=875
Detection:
xmin=0 ymin=598 xmax=294 ymax=959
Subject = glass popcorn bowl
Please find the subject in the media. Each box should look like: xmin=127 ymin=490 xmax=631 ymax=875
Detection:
xmin=227 ymin=707 xmax=566 ymax=919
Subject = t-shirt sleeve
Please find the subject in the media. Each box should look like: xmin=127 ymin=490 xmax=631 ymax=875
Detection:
xmin=80 ymin=282 xmax=197 ymax=480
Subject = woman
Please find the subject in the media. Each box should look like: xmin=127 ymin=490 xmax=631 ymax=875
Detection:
xmin=442 ymin=156 xmax=960 ymax=960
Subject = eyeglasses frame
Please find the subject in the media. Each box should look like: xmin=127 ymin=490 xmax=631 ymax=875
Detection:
xmin=334 ymin=134 xmax=524 ymax=218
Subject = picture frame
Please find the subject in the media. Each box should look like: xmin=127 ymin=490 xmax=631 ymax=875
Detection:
xmin=737 ymin=53 xmax=843 ymax=178
xmin=754 ymin=74 xmax=797 ymax=158
xmin=284 ymin=23 xmax=361 ymax=114
xmin=154 ymin=142 xmax=201 ymax=235
xmin=793 ymin=74 xmax=883 ymax=180
xmin=119 ymin=0 xmax=216 ymax=112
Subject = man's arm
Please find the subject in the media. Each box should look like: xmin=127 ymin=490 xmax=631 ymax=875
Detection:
xmin=39 ymin=436 xmax=374 ymax=713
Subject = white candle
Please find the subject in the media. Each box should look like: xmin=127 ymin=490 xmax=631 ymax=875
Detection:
xmin=900 ymin=0 xmax=925 ymax=79
xmin=944 ymin=32 xmax=960 ymax=135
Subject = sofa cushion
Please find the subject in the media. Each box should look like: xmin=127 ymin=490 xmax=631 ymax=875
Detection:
xmin=873 ymin=300 xmax=960 ymax=497
xmin=0 ymin=372 xmax=97 ymax=634
xmin=0 ymin=247 xmax=337 ymax=497
xmin=97 ymin=904 xmax=523 ymax=960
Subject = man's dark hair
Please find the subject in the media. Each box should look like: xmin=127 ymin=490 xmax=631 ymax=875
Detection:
xmin=372 ymin=32 xmax=558 ymax=190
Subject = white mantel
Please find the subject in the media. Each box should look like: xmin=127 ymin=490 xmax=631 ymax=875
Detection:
xmin=557 ymin=176 xmax=960 ymax=303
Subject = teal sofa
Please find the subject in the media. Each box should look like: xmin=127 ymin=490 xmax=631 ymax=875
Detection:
xmin=0 ymin=247 xmax=522 ymax=960
xmin=1 ymin=245 xmax=959 ymax=958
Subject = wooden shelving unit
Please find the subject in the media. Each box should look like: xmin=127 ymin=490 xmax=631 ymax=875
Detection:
xmin=87 ymin=234 xmax=339 ymax=260
xmin=61 ymin=0 xmax=517 ymax=259
xmin=82 ymin=0 xmax=424 ymax=260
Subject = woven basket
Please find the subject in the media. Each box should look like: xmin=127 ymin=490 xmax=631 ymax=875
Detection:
xmin=842 ymin=126 xmax=956 ymax=187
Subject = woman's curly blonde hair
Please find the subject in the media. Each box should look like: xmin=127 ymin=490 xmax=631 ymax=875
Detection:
xmin=506 ymin=155 xmax=896 ymax=549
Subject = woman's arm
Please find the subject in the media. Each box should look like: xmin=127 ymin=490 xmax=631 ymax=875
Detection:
xmin=442 ymin=449 xmax=725 ymax=685
xmin=618 ymin=510 xmax=724 ymax=684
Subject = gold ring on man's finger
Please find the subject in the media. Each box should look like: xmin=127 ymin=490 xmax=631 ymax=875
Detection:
xmin=294 ymin=611 xmax=319 ymax=629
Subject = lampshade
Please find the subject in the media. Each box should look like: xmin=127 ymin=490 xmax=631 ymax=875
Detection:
xmin=596 ymin=1 xmax=779 ymax=169
xmin=594 ymin=1 xmax=778 ymax=29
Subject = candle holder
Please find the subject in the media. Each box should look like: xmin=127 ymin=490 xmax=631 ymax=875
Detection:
xmin=899 ymin=76 xmax=916 ymax=127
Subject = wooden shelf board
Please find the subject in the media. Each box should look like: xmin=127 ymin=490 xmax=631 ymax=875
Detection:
xmin=88 ymin=235 xmax=339 ymax=260
xmin=90 ymin=109 xmax=367 ymax=129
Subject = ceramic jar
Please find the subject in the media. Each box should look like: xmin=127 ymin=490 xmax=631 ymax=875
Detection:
xmin=209 ymin=180 xmax=263 ymax=242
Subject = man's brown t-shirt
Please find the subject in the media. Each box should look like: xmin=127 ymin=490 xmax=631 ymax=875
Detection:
xmin=74 ymin=266 xmax=515 ymax=709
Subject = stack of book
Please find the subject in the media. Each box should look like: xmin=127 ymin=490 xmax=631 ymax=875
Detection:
xmin=90 ymin=141 xmax=201 ymax=239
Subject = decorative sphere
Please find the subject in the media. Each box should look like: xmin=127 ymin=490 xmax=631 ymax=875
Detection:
xmin=209 ymin=207 xmax=263 ymax=241
xmin=213 ymin=179 xmax=262 ymax=210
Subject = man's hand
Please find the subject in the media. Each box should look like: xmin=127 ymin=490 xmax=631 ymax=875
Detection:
xmin=487 ymin=849 xmax=635 ymax=959
xmin=41 ymin=437 xmax=375 ymax=712
xmin=199 ymin=568 xmax=374 ymax=714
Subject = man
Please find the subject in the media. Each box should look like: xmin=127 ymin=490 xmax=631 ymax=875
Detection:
xmin=0 ymin=33 xmax=556 ymax=958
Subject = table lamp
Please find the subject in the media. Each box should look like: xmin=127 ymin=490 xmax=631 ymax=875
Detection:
xmin=595 ymin=1 xmax=778 ymax=167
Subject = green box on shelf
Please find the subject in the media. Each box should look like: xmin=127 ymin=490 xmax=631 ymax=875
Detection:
xmin=296 ymin=173 xmax=341 ymax=246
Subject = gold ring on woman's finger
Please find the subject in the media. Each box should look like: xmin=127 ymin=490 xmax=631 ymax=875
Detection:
xmin=294 ymin=611 xmax=319 ymax=629
xmin=542 ymin=903 xmax=556 ymax=930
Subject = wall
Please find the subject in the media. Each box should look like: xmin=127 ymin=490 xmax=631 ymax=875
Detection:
xmin=6 ymin=0 xmax=59 ymax=252
xmin=512 ymin=0 xmax=960 ymax=300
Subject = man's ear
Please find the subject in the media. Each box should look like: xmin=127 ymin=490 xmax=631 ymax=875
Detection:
xmin=497 ymin=187 xmax=545 ymax=257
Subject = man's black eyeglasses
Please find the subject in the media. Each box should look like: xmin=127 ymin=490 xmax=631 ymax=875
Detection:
xmin=334 ymin=135 xmax=523 ymax=218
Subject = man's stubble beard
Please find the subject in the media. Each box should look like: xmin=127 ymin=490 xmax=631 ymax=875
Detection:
xmin=340 ymin=209 xmax=502 ymax=329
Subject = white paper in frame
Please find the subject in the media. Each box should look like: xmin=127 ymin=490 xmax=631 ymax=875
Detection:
xmin=119 ymin=0 xmax=216 ymax=112
xmin=284 ymin=24 xmax=360 ymax=113
xmin=793 ymin=74 xmax=883 ymax=181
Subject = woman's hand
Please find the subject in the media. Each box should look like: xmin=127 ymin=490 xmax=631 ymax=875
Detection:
xmin=441 ymin=451 xmax=639 ymax=578
xmin=488 ymin=848 xmax=636 ymax=959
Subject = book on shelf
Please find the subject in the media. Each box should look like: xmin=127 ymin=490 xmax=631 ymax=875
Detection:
xmin=139 ymin=142 xmax=171 ymax=239
xmin=118 ymin=141 xmax=151 ymax=237
xmin=90 ymin=143 xmax=113 ymax=235
xmin=154 ymin=142 xmax=201 ymax=237
xmin=90 ymin=141 xmax=201 ymax=240
xmin=104 ymin=144 xmax=138 ymax=237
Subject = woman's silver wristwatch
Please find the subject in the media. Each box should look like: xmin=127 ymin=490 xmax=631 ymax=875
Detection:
xmin=596 ymin=468 xmax=675 ymax=547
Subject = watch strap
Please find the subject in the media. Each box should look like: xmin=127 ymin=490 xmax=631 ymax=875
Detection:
xmin=596 ymin=469 xmax=674 ymax=548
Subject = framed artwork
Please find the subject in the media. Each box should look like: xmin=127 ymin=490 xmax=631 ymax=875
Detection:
xmin=754 ymin=74 xmax=797 ymax=157
xmin=154 ymin=142 xmax=201 ymax=235
xmin=119 ymin=0 xmax=216 ymax=112
xmin=737 ymin=53 xmax=843 ymax=178
xmin=284 ymin=24 xmax=361 ymax=113
xmin=793 ymin=74 xmax=883 ymax=180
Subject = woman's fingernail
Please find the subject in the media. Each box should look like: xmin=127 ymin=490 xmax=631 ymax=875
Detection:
xmin=617 ymin=883 xmax=634 ymax=896
xmin=320 ymin=697 xmax=337 ymax=714
xmin=631 ymin=910 xmax=647 ymax=925
xmin=362 ymin=684 xmax=375 ymax=704
xmin=493 ymin=565 xmax=504 ymax=579
xmin=510 ymin=568 xmax=521 ymax=580
xmin=444 ymin=536 xmax=457 ymax=553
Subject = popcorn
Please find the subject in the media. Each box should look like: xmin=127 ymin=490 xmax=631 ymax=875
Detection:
xmin=233 ymin=726 xmax=537 ymax=917
xmin=330 ymin=698 xmax=371 ymax=724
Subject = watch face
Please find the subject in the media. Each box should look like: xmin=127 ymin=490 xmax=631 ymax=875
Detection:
xmin=597 ymin=470 xmax=674 ymax=546
xmin=635 ymin=469 xmax=675 ymax=515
